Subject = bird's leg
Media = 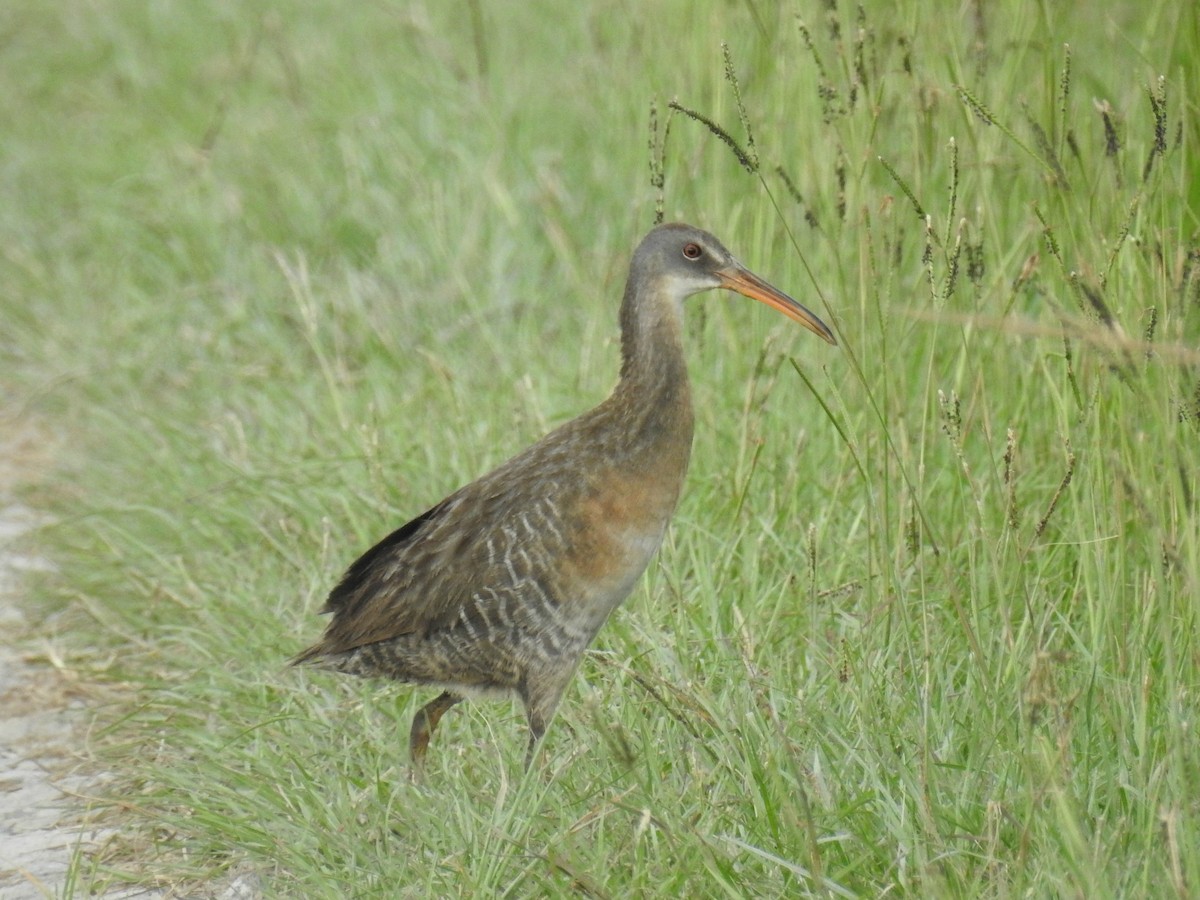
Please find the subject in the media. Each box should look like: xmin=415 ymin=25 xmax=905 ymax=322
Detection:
xmin=520 ymin=676 xmax=568 ymax=770
xmin=524 ymin=712 xmax=547 ymax=771
xmin=409 ymin=691 xmax=462 ymax=776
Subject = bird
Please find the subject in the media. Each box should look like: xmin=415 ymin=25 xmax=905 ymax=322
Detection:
xmin=292 ymin=222 xmax=836 ymax=772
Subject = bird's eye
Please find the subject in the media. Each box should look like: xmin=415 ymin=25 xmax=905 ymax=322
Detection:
xmin=682 ymin=242 xmax=702 ymax=260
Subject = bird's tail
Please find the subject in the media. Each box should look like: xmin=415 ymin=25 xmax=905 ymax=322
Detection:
xmin=289 ymin=643 xmax=328 ymax=667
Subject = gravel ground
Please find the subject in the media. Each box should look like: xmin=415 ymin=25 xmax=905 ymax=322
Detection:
xmin=0 ymin=500 xmax=154 ymax=898
xmin=0 ymin=419 xmax=263 ymax=899
xmin=0 ymin=420 xmax=185 ymax=898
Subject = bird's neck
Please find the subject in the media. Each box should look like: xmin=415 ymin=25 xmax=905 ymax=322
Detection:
xmin=610 ymin=279 xmax=694 ymax=451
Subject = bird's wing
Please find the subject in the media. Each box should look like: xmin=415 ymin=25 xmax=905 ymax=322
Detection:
xmin=318 ymin=496 xmax=453 ymax=617
xmin=300 ymin=446 xmax=582 ymax=658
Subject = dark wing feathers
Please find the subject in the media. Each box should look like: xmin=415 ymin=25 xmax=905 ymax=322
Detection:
xmin=294 ymin=412 xmax=607 ymax=665
xmin=297 ymin=474 xmax=568 ymax=658
xmin=320 ymin=498 xmax=449 ymax=614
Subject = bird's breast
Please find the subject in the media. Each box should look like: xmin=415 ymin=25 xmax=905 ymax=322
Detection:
xmin=553 ymin=461 xmax=685 ymax=631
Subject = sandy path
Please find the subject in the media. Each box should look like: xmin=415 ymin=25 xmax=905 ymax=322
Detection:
xmin=0 ymin=409 xmax=265 ymax=898
xmin=0 ymin=419 xmax=166 ymax=898
xmin=0 ymin=502 xmax=116 ymax=897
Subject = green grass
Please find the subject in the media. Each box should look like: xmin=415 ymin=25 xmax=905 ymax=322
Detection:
xmin=4 ymin=0 xmax=1199 ymax=895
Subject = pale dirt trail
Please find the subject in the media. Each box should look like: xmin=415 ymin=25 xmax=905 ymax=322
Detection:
xmin=0 ymin=418 xmax=258 ymax=898
xmin=0 ymin=415 xmax=161 ymax=898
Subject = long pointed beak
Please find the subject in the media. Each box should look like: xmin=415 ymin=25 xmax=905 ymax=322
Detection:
xmin=718 ymin=266 xmax=837 ymax=345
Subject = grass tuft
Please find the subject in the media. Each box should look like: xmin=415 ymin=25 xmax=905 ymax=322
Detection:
xmin=668 ymin=100 xmax=757 ymax=175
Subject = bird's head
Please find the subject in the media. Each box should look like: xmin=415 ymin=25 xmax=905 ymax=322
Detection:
xmin=631 ymin=222 xmax=836 ymax=345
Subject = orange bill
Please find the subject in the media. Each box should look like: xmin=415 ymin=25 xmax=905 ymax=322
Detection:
xmin=718 ymin=266 xmax=837 ymax=345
